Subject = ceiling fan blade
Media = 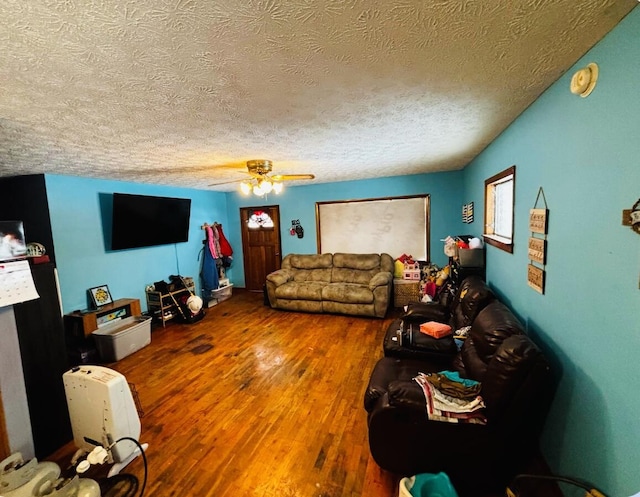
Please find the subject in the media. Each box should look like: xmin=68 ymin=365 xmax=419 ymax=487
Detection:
xmin=208 ymin=178 xmax=247 ymax=186
xmin=271 ymin=174 xmax=315 ymax=181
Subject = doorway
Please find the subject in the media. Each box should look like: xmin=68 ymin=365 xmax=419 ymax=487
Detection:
xmin=240 ymin=206 xmax=282 ymax=292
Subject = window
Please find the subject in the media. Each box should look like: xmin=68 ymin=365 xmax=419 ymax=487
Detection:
xmin=483 ymin=165 xmax=515 ymax=253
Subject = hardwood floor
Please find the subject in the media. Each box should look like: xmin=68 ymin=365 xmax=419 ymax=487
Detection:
xmin=48 ymin=290 xmax=561 ymax=496
xmin=50 ymin=290 xmax=401 ymax=496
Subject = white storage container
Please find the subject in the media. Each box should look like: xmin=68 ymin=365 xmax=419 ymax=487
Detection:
xmin=92 ymin=316 xmax=152 ymax=362
xmin=204 ymin=284 xmax=233 ymax=307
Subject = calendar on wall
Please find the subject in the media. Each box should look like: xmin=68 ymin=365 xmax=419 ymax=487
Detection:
xmin=0 ymin=260 xmax=40 ymax=308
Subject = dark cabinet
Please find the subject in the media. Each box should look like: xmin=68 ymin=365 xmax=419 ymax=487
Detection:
xmin=1 ymin=174 xmax=73 ymax=457
xmin=13 ymin=263 xmax=72 ymax=458
xmin=1 ymin=175 xmax=72 ymax=457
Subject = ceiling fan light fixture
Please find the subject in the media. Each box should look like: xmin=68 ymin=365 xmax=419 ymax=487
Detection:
xmin=216 ymin=159 xmax=312 ymax=195
xmin=240 ymin=182 xmax=252 ymax=195
xmin=252 ymin=183 xmax=265 ymax=196
xmin=259 ymin=179 xmax=273 ymax=194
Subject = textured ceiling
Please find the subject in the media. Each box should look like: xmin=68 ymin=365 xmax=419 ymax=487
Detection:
xmin=0 ymin=1 xmax=636 ymax=192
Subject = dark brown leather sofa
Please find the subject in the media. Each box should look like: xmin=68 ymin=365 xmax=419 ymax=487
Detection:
xmin=382 ymin=276 xmax=496 ymax=364
xmin=364 ymin=277 xmax=555 ymax=495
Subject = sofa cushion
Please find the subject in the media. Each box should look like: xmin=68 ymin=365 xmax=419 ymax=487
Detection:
xmin=322 ymin=282 xmax=374 ymax=304
xmin=280 ymin=253 xmax=333 ymax=282
xmin=450 ymin=276 xmax=495 ymax=330
xmin=286 ymin=253 xmax=333 ymax=270
xmin=274 ymin=281 xmax=325 ymax=301
xmin=481 ymin=334 xmax=548 ymax=422
xmin=292 ymin=268 xmax=332 ymax=283
xmin=333 ymin=252 xmax=381 ymax=270
xmin=331 ymin=253 xmax=382 ymax=285
xmin=461 ymin=301 xmax=525 ymax=381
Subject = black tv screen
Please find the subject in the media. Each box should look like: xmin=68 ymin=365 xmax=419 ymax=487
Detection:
xmin=111 ymin=193 xmax=191 ymax=250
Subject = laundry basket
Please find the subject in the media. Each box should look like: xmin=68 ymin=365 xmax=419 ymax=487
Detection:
xmin=399 ymin=472 xmax=459 ymax=497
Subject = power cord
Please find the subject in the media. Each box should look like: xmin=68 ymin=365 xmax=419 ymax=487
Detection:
xmin=506 ymin=474 xmax=607 ymax=497
xmin=113 ymin=437 xmax=148 ymax=497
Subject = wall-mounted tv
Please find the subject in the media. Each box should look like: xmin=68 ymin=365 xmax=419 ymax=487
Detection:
xmin=111 ymin=193 xmax=191 ymax=250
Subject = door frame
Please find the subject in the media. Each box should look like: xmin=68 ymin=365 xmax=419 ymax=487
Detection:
xmin=239 ymin=205 xmax=282 ymax=291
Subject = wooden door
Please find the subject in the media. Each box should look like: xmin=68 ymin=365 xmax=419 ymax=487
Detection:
xmin=240 ymin=206 xmax=282 ymax=292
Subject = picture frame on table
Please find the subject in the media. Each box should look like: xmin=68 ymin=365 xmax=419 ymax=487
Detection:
xmin=89 ymin=284 xmax=113 ymax=308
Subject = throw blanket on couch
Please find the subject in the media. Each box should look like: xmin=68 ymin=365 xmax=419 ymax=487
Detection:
xmin=265 ymin=253 xmax=394 ymax=318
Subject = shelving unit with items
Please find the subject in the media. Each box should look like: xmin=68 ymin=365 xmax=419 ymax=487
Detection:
xmin=146 ymin=276 xmax=195 ymax=327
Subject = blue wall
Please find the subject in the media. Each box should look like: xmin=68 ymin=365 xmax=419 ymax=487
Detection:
xmin=45 ymin=175 xmax=228 ymax=313
xmin=463 ymin=8 xmax=640 ymax=496
xmin=44 ymin=170 xmax=463 ymax=312
xmin=30 ymin=9 xmax=639 ymax=494
xmin=225 ymin=171 xmax=464 ymax=287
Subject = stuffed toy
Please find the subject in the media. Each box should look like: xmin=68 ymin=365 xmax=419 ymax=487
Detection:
xmin=394 ymin=260 xmax=405 ymax=278
xmin=435 ymin=265 xmax=450 ymax=286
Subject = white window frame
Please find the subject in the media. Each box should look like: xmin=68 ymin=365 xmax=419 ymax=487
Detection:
xmin=483 ymin=165 xmax=515 ymax=253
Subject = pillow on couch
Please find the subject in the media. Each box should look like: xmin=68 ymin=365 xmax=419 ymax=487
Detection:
xmin=419 ymin=321 xmax=452 ymax=339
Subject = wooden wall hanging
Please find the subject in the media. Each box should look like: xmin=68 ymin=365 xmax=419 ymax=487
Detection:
xmin=622 ymin=198 xmax=640 ymax=235
xmin=462 ymin=202 xmax=474 ymax=224
xmin=528 ymin=187 xmax=548 ymax=294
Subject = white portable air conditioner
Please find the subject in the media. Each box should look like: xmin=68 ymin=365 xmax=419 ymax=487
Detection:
xmin=63 ymin=365 xmax=147 ymax=476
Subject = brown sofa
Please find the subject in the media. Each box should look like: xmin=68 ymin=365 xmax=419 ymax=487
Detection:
xmin=364 ymin=277 xmax=555 ymax=494
xmin=265 ymin=253 xmax=394 ymax=318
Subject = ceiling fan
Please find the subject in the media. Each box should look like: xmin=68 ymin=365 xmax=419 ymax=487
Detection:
xmin=209 ymin=159 xmax=315 ymax=196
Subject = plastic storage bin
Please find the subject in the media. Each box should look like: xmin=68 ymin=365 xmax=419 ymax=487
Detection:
xmin=399 ymin=472 xmax=458 ymax=497
xmin=458 ymin=248 xmax=484 ymax=268
xmin=204 ymin=283 xmax=233 ymax=307
xmin=92 ymin=316 xmax=152 ymax=362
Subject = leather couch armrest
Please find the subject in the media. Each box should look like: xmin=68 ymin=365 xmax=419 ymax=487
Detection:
xmin=387 ymin=380 xmax=427 ymax=411
xmin=369 ymin=271 xmax=392 ymax=289
xmin=402 ymin=301 xmax=449 ymax=323
xmin=266 ymin=269 xmax=292 ymax=287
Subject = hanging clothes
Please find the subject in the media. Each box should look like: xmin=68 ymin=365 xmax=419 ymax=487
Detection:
xmin=201 ymin=226 xmax=219 ymax=292
xmin=216 ymin=223 xmax=233 ymax=257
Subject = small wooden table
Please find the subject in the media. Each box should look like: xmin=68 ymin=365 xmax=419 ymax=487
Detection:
xmin=65 ymin=298 xmax=142 ymax=338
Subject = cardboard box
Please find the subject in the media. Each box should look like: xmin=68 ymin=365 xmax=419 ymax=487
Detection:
xmin=92 ymin=316 xmax=152 ymax=362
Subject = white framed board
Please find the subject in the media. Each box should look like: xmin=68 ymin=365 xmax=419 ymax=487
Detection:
xmin=316 ymin=195 xmax=430 ymax=260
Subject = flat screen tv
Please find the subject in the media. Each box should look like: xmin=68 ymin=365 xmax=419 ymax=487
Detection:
xmin=111 ymin=193 xmax=191 ymax=250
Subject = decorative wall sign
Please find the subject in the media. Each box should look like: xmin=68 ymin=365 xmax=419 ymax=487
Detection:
xmin=527 ymin=264 xmax=545 ymax=294
xmin=622 ymin=198 xmax=640 ymax=235
xmin=528 ymin=237 xmax=546 ymax=265
xmin=528 ymin=187 xmax=548 ymax=294
xmin=462 ymin=202 xmax=474 ymax=224
xmin=529 ymin=208 xmax=548 ymax=233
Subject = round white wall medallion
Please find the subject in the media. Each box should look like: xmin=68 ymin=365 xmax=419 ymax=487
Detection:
xmin=570 ymin=62 xmax=599 ymax=98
